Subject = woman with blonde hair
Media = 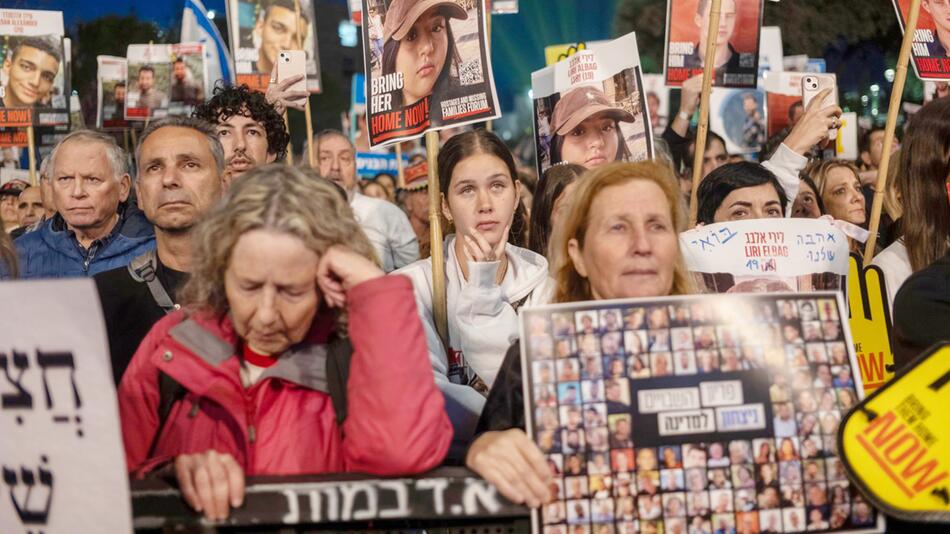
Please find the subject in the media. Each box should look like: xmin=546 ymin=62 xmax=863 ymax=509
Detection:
xmin=119 ymin=164 xmax=452 ymax=520
xmin=806 ymin=160 xmax=868 ymax=254
xmin=465 ymin=160 xmax=693 ymax=507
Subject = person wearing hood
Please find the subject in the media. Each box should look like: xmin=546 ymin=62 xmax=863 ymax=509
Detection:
xmin=396 ymin=130 xmax=554 ymax=460
xmin=14 ymin=130 xmax=155 ymax=278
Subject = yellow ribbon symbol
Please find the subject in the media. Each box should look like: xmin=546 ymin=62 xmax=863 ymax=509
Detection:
xmin=847 ymin=253 xmax=895 ymax=392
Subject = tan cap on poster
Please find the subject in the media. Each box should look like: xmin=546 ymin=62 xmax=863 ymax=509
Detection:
xmin=383 ymin=0 xmax=469 ymax=42
xmin=550 ymin=86 xmax=636 ymax=136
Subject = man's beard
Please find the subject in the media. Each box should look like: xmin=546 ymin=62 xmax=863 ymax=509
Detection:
xmin=226 ymin=149 xmax=257 ymax=175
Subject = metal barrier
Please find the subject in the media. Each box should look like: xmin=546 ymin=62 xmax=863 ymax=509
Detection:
xmin=132 ymin=466 xmax=531 ymax=532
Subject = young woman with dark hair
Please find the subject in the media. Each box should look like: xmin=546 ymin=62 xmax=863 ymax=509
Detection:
xmin=548 ymin=86 xmax=634 ymax=168
xmin=528 ymin=163 xmax=586 ymax=256
xmin=396 ymin=130 xmax=554 ymax=460
xmin=380 ymin=0 xmax=465 ymax=112
xmin=695 ymin=161 xmax=788 ymax=224
xmin=872 ymin=97 xmax=950 ymax=310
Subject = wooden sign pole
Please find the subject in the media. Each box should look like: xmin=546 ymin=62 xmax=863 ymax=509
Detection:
xmin=688 ymin=0 xmax=722 ymax=227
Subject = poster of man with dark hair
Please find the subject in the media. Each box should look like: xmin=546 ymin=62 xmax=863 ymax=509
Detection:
xmin=227 ymin=0 xmax=323 ymax=92
xmin=0 ymin=9 xmax=69 ymax=127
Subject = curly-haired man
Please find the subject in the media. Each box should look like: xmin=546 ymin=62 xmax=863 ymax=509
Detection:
xmin=193 ymin=84 xmax=289 ymax=185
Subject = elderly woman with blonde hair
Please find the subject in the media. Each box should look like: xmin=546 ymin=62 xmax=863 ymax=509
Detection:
xmin=465 ymin=160 xmax=694 ymax=507
xmin=119 ymin=164 xmax=452 ymax=520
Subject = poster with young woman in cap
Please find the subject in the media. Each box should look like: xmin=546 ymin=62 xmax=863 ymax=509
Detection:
xmin=531 ymin=32 xmax=654 ymax=177
xmin=360 ymin=0 xmax=500 ymax=148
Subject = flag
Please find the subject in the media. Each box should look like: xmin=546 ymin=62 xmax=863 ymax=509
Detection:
xmin=181 ymin=0 xmax=232 ymax=90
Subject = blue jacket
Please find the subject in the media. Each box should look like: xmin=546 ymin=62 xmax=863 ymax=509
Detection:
xmin=15 ymin=205 xmax=155 ymax=279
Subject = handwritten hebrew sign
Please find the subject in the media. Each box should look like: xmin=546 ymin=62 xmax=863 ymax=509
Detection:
xmin=681 ymin=218 xmax=850 ymax=294
xmin=0 ymin=280 xmax=131 ymax=533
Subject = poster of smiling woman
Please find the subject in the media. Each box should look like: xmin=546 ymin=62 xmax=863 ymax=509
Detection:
xmin=361 ymin=0 xmax=500 ymax=148
xmin=0 ymin=9 xmax=69 ymax=127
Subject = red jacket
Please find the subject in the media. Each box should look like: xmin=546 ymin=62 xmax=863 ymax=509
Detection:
xmin=119 ymin=275 xmax=452 ymax=478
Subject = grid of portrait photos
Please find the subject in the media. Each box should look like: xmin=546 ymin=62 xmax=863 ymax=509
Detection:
xmin=521 ymin=292 xmax=883 ymax=534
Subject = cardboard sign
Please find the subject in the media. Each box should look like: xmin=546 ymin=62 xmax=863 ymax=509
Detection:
xmin=227 ymin=0 xmax=323 ymax=92
xmin=125 ymin=43 xmax=207 ymax=121
xmin=663 ymin=0 xmax=765 ymax=88
xmin=532 ymin=32 xmax=654 ymax=177
xmin=835 ymin=112 xmax=858 ymax=161
xmin=681 ymin=218 xmax=850 ymax=294
xmin=892 ymin=0 xmax=950 ymax=80
xmin=0 ymin=9 xmax=69 ymax=127
xmin=846 ymin=254 xmax=895 ymax=394
xmin=96 ymin=56 xmax=130 ymax=130
xmin=838 ymin=343 xmax=950 ymax=522
xmin=356 ymin=151 xmax=408 ymax=179
xmin=360 ymin=0 xmax=500 ymax=148
xmin=521 ymin=292 xmax=884 ymax=534
xmin=0 ymin=280 xmax=132 ymax=533
xmin=763 ymin=71 xmax=805 ymax=138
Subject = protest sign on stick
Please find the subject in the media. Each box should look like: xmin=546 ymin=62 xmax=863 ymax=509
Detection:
xmin=892 ymin=0 xmax=950 ymax=80
xmin=531 ymin=32 xmax=654 ymax=177
xmin=125 ymin=43 xmax=206 ymax=121
xmin=520 ymin=292 xmax=885 ymax=533
xmin=866 ymin=0 xmax=922 ymax=260
xmin=96 ymin=56 xmax=130 ymax=130
xmin=360 ymin=0 xmax=500 ymax=148
xmin=0 ymin=9 xmax=69 ymax=128
xmin=0 ymin=280 xmax=132 ymax=533
xmin=689 ymin=0 xmax=722 ymax=226
xmin=227 ymin=0 xmax=322 ymax=92
xmin=664 ymin=0 xmax=763 ymax=89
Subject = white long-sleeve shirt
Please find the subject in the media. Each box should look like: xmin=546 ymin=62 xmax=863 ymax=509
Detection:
xmin=762 ymin=143 xmax=809 ymax=217
xmin=349 ymin=190 xmax=419 ymax=272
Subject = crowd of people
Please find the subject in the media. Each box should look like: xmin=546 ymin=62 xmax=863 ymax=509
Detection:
xmin=0 ymin=65 xmax=947 ymax=526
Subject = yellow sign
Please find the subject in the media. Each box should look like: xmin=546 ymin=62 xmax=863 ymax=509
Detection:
xmin=839 ymin=343 xmax=950 ymax=522
xmin=544 ymin=42 xmax=588 ymax=66
xmin=847 ymin=254 xmax=895 ymax=392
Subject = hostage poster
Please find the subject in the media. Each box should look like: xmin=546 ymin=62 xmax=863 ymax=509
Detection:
xmin=532 ymin=32 xmax=654 ymax=177
xmin=360 ymin=0 xmax=500 ymax=148
xmin=892 ymin=0 xmax=950 ymax=80
xmin=520 ymin=292 xmax=885 ymax=534
xmin=664 ymin=0 xmax=764 ymax=89
xmin=680 ymin=219 xmax=850 ymax=294
xmin=0 ymin=9 xmax=69 ymax=127
xmin=125 ymin=43 xmax=206 ymax=121
xmin=227 ymin=0 xmax=322 ymax=92
xmin=96 ymin=56 xmax=129 ymax=130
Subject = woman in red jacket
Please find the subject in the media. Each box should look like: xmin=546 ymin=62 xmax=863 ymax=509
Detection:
xmin=119 ymin=165 xmax=452 ymax=520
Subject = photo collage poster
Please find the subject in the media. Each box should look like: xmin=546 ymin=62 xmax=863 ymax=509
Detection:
xmin=0 ymin=8 xmax=69 ymax=127
xmin=360 ymin=0 xmax=500 ymax=148
xmin=227 ymin=0 xmax=323 ymax=92
xmin=532 ymin=32 xmax=654 ymax=177
xmin=664 ymin=0 xmax=764 ymax=89
xmin=520 ymin=292 xmax=884 ymax=534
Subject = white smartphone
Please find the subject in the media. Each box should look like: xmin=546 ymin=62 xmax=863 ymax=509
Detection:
xmin=276 ymin=50 xmax=307 ymax=93
xmin=802 ymin=74 xmax=839 ymax=139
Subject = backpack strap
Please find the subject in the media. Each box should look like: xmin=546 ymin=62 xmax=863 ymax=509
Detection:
xmin=128 ymin=250 xmax=178 ymax=314
xmin=148 ymin=371 xmax=188 ymax=459
xmin=325 ymin=335 xmax=353 ymax=427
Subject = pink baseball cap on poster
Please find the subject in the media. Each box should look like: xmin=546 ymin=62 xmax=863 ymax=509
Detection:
xmin=550 ymin=86 xmax=636 ymax=136
xmin=383 ymin=0 xmax=468 ymax=42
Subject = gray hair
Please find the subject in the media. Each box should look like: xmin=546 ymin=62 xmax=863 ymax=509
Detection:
xmin=314 ymin=129 xmax=355 ymax=154
xmin=135 ymin=116 xmax=226 ymax=174
xmin=47 ymin=130 xmax=128 ymax=182
xmin=38 ymin=154 xmax=51 ymax=182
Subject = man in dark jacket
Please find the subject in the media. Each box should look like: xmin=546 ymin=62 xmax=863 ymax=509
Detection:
xmin=14 ymin=130 xmax=155 ymax=278
xmin=95 ymin=117 xmax=225 ymax=384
